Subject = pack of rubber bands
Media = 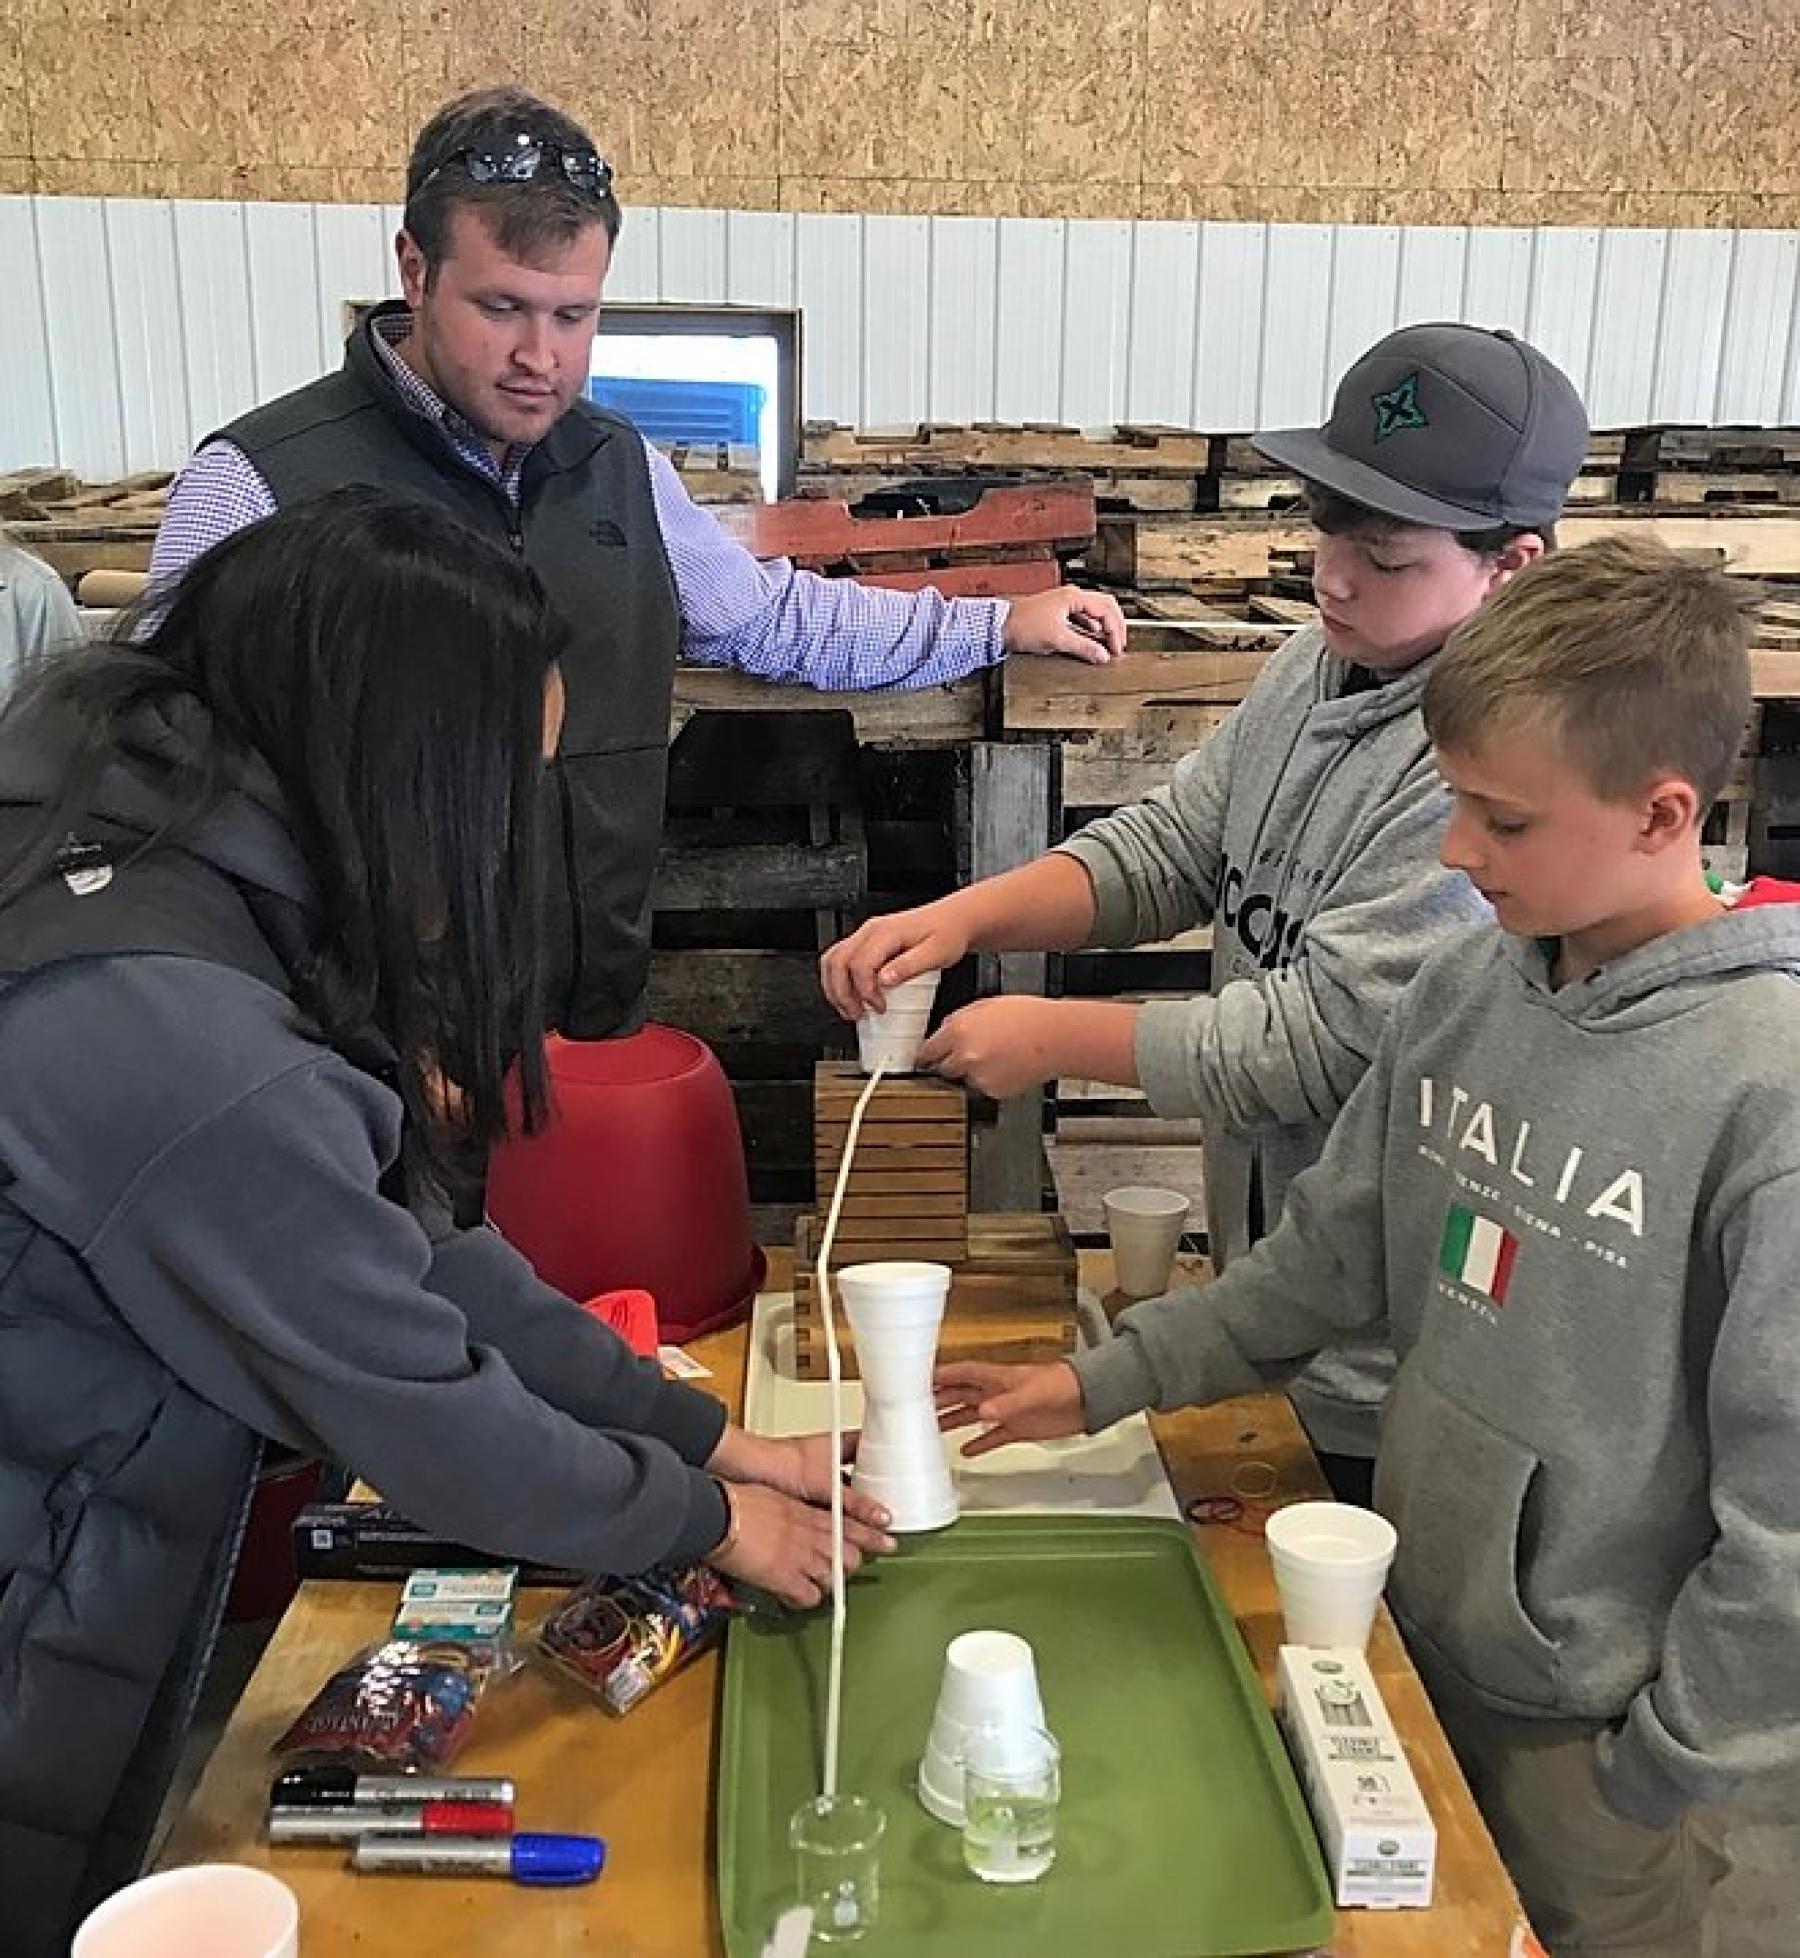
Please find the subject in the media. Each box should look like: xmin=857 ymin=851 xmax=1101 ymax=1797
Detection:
xmin=536 ymin=1562 xmax=742 ymax=1716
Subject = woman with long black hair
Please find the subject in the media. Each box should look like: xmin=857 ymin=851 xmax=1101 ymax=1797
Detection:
xmin=0 ymin=487 xmax=890 ymax=1953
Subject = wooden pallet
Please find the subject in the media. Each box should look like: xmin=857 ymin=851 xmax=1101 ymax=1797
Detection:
xmin=1004 ymin=615 xmax=1291 ymax=740
xmin=813 ymin=1063 xmax=970 ymax=1265
xmin=3 ymin=469 xmax=171 ymax=580
xmin=662 ymin=441 xmax=763 ymax=504
xmin=720 ymin=480 xmax=1094 ymax=564
xmin=791 ymin=1210 xmax=1078 ymax=1379
xmin=801 ymin=421 xmax=1216 ymax=477
xmin=801 ymin=424 xmax=1637 ymax=517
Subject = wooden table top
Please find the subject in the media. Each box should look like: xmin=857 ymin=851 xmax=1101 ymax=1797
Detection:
xmin=160 ymin=1251 xmax=1526 ymax=1956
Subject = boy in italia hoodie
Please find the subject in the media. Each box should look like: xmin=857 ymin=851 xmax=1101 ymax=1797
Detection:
xmin=938 ymin=538 xmax=1790 ymax=1957
xmin=820 ymin=323 xmax=1591 ymax=1491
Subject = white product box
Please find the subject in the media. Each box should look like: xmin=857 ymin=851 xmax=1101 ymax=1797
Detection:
xmin=1276 ymin=1645 xmax=1437 ymax=1909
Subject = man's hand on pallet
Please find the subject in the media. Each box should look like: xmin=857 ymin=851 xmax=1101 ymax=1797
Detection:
xmin=1001 ymin=586 xmax=1127 ymax=664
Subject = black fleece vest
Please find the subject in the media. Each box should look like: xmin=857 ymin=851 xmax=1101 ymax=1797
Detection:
xmin=214 ymin=305 xmax=681 ymax=1036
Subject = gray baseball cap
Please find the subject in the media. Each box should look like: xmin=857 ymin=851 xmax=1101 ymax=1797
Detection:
xmin=1251 ymin=323 xmax=1589 ymax=531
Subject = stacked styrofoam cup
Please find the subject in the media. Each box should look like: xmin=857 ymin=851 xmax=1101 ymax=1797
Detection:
xmin=856 ymin=971 xmax=942 ymax=1074
xmin=916 ymin=1629 xmax=1048 ymax=1826
xmin=1102 ymin=1185 xmax=1192 ymax=1299
xmin=838 ymin=1261 xmax=959 ymax=1534
xmin=1264 ymin=1501 xmax=1398 ymax=1649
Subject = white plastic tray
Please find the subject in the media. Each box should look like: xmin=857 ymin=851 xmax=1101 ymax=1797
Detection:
xmin=742 ymin=1289 xmax=1181 ymax=1522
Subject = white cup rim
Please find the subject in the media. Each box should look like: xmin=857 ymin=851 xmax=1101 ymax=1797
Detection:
xmin=1102 ymin=1184 xmax=1191 ymax=1219
xmin=837 ymin=1260 xmax=954 ymax=1288
xmin=73 ymin=1864 xmax=299 ymax=1958
xmin=874 ymin=972 xmax=942 ymax=1002
xmin=1265 ymin=1500 xmax=1398 ymax=1566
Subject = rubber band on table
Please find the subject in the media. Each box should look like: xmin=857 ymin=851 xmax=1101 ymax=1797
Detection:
xmin=1184 ymin=1459 xmax=1281 ymax=1536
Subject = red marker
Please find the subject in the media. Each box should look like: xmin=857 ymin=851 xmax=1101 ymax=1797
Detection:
xmin=267 ymin=1801 xmax=514 ymax=1844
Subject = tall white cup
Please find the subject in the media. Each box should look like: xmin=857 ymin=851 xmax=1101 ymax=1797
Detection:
xmin=856 ymin=971 xmax=941 ymax=1074
xmin=915 ymin=1629 xmax=1048 ymax=1826
xmin=1103 ymin=1184 xmax=1191 ymax=1299
xmin=837 ymin=1260 xmax=959 ymax=1534
xmin=73 ymin=1865 xmax=299 ymax=1958
xmin=1264 ymin=1501 xmax=1398 ymax=1650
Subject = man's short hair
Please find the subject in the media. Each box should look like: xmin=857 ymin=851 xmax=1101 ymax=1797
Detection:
xmin=1423 ymin=534 xmax=1760 ymax=807
xmin=1305 ymin=481 xmax=1553 ymax=561
xmin=404 ymin=86 xmax=622 ymax=273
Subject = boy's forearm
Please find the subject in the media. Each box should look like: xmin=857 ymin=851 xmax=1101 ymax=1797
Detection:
xmin=1041 ymin=999 xmax=1142 ymax=1089
xmin=951 ymin=853 xmax=1099 ymax=954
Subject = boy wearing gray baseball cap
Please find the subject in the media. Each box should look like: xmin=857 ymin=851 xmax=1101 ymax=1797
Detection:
xmin=821 ymin=322 xmax=1589 ymax=1494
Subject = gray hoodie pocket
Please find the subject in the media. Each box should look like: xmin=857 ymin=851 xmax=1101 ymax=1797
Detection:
xmin=1374 ymin=1368 xmax=1563 ymax=1711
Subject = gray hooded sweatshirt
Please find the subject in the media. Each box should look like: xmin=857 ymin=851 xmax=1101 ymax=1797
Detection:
xmin=1074 ymin=904 xmax=1800 ymax=1828
xmin=0 ymin=698 xmax=733 ymax=1578
xmin=1057 ymin=623 xmax=1489 ymax=1457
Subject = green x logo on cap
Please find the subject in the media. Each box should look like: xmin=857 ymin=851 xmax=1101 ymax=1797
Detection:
xmin=1370 ymin=371 xmax=1429 ymax=443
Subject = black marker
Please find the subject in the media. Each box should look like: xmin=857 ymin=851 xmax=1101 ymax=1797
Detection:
xmin=270 ymin=1768 xmax=516 ymax=1810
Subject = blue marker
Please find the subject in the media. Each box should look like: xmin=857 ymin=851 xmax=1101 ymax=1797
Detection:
xmin=351 ymin=1832 xmax=606 ymax=1885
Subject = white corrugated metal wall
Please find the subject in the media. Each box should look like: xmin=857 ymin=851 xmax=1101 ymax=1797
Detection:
xmin=4 ymin=195 xmax=1800 ymax=478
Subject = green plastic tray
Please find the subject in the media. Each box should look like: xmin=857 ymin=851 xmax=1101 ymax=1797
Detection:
xmin=717 ymin=1514 xmax=1333 ymax=1956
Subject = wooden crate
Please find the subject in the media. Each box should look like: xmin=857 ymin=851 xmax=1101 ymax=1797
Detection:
xmin=791 ymin=1210 xmax=1079 ymax=1380
xmin=813 ymin=1062 xmax=969 ymax=1265
xmin=663 ymin=441 xmax=762 ymax=504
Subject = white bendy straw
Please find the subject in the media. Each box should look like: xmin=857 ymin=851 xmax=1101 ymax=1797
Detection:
xmin=813 ymin=1061 xmax=886 ymax=1799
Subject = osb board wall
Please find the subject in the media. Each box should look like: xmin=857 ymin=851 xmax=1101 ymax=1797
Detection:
xmin=4 ymin=0 xmax=1799 ymax=228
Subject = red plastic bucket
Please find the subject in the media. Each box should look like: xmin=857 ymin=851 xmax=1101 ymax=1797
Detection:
xmin=488 ymin=1026 xmax=763 ymax=1344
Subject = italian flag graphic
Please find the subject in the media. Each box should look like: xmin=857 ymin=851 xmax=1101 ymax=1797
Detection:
xmin=1438 ymin=1204 xmax=1519 ymax=1304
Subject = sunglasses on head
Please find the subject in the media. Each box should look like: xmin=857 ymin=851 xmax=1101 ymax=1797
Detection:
xmin=416 ymin=136 xmax=614 ymax=202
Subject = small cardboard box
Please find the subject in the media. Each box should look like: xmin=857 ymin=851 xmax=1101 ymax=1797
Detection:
xmin=392 ymin=1567 xmax=517 ymax=1644
xmin=1276 ymin=1646 xmax=1436 ymax=1909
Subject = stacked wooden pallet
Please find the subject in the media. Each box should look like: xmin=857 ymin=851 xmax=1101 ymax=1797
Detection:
xmin=812 ymin=1065 xmax=970 ymax=1266
xmin=1616 ymin=426 xmax=1800 ymax=508
xmin=2 ymin=469 xmax=170 ymax=581
xmin=660 ymin=441 xmax=762 ymax=504
xmin=717 ymin=479 xmax=1095 ymax=599
xmin=792 ymin=1065 xmax=1079 ymax=1378
xmin=800 ymin=422 xmax=1220 ymax=515
xmin=792 ymin=1211 xmax=1081 ymax=1378
xmin=2 ymin=443 xmax=772 ymax=589
xmin=800 ymin=423 xmax=1637 ymax=517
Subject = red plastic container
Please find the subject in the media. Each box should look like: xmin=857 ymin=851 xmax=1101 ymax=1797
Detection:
xmin=582 ymin=1286 xmax=661 ymax=1358
xmin=487 ymin=1026 xmax=764 ymax=1344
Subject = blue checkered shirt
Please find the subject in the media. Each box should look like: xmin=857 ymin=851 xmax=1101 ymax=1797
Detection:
xmin=149 ymin=314 xmax=1005 ymax=691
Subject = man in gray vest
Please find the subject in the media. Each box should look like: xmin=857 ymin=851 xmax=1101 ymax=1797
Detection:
xmin=150 ymin=86 xmax=1125 ymax=1038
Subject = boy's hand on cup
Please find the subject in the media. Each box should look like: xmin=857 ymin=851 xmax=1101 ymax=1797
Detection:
xmin=821 ymin=900 xmax=970 ymax=1017
xmin=708 ymin=1483 xmax=893 ymax=1610
xmin=935 ymin=1360 xmax=1087 ymax=1457
xmin=917 ymin=996 xmax=1064 ymax=1099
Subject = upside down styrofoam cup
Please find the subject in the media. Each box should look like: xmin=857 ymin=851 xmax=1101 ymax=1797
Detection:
xmin=916 ymin=1629 xmax=1049 ymax=1826
xmin=1264 ymin=1501 xmax=1398 ymax=1650
xmin=1103 ymin=1184 xmax=1191 ymax=1299
xmin=856 ymin=970 xmax=941 ymax=1074
xmin=73 ymin=1866 xmax=299 ymax=1958
xmin=837 ymin=1260 xmax=959 ymax=1534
